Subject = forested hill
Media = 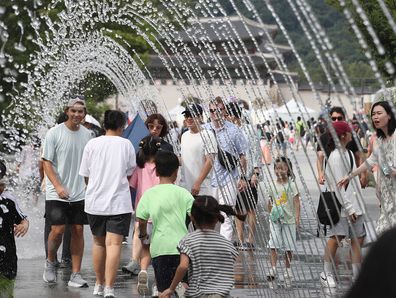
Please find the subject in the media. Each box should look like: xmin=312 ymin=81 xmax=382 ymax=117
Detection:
xmin=220 ymin=0 xmax=376 ymax=86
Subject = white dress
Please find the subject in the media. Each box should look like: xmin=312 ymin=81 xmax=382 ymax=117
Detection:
xmin=366 ymin=134 xmax=396 ymax=234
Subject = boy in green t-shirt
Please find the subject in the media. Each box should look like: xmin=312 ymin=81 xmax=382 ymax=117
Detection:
xmin=136 ymin=151 xmax=194 ymax=296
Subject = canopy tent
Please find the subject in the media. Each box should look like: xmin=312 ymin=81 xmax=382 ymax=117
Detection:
xmin=122 ymin=113 xmax=149 ymax=152
xmin=275 ymin=99 xmax=319 ymax=123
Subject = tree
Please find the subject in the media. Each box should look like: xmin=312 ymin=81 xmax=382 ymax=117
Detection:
xmin=0 ymin=0 xmax=188 ymax=115
xmin=326 ymin=0 xmax=396 ymax=82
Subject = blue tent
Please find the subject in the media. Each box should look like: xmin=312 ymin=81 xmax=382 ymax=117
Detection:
xmin=122 ymin=113 xmax=149 ymax=152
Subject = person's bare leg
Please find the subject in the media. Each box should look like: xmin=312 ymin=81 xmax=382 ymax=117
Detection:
xmin=324 ymin=236 xmax=342 ymax=263
xmin=247 ymin=210 xmax=256 ymax=244
xmin=285 ymin=251 xmax=293 ymax=268
xmin=350 ymin=237 xmax=363 ymax=264
xmin=92 ymin=235 xmax=106 ymax=285
xmin=235 ymin=217 xmax=244 ymax=243
xmin=70 ymin=224 xmax=84 ymax=273
xmin=140 ymin=245 xmax=151 ymax=270
xmin=132 ymin=222 xmax=142 ymax=262
xmin=270 ymin=248 xmax=278 ymax=268
xmin=47 ymin=225 xmax=65 ymax=262
xmin=105 ymin=232 xmax=123 ymax=288
xmin=351 ymin=237 xmax=364 ymax=279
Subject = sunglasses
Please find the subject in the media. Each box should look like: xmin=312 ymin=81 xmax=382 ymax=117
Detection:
xmin=331 ymin=116 xmax=344 ymax=121
xmin=147 ymin=124 xmax=163 ymax=130
xmin=209 ymin=107 xmax=225 ymax=113
xmin=183 ymin=113 xmax=193 ymax=119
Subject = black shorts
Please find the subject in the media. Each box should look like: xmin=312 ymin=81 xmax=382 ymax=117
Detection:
xmin=152 ymin=255 xmax=187 ymax=292
xmin=236 ymin=184 xmax=258 ymax=213
xmin=45 ymin=200 xmax=88 ymax=225
xmin=87 ymin=213 xmax=132 ymax=237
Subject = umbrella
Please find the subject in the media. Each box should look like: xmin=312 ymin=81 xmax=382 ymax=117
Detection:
xmin=122 ymin=113 xmax=149 ymax=152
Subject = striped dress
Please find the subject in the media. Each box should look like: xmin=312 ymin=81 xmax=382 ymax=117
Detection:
xmin=178 ymin=229 xmax=238 ymax=297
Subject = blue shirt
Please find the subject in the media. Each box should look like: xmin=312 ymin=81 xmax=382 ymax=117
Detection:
xmin=202 ymin=121 xmax=248 ymax=187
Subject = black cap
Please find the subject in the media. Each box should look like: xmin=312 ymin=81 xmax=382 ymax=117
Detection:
xmin=182 ymin=104 xmax=203 ymax=116
xmin=226 ymin=102 xmax=242 ymax=119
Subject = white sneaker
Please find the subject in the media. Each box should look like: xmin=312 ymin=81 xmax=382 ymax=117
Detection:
xmin=104 ymin=287 xmax=115 ymax=298
xmin=320 ymin=271 xmax=337 ymax=288
xmin=93 ymin=284 xmax=104 ymax=296
xmin=151 ymin=284 xmax=159 ymax=297
xmin=175 ymin=282 xmax=186 ymax=297
xmin=284 ymin=272 xmax=292 ymax=288
xmin=137 ymin=271 xmax=149 ymax=295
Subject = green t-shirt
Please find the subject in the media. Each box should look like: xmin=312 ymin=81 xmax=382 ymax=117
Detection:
xmin=270 ymin=180 xmax=299 ymax=224
xmin=136 ymin=183 xmax=194 ymax=258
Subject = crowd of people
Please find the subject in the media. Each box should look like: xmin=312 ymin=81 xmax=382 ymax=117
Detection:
xmin=0 ymin=93 xmax=395 ymax=297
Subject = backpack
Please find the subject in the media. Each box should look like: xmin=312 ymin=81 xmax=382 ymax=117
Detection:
xmin=298 ymin=121 xmax=305 ymax=137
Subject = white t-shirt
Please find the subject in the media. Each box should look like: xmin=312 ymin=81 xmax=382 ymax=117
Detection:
xmin=42 ymin=123 xmax=92 ymax=202
xmin=79 ymin=136 xmax=136 ymax=215
xmin=180 ymin=129 xmax=217 ymax=195
xmin=325 ymin=148 xmax=365 ymax=216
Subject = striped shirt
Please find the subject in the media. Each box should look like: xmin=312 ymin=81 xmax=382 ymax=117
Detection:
xmin=178 ymin=229 xmax=238 ymax=297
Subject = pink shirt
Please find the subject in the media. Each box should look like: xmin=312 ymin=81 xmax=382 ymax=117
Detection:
xmin=129 ymin=162 xmax=159 ymax=209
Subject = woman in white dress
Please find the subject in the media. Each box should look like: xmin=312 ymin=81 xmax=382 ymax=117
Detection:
xmin=338 ymin=100 xmax=396 ymax=235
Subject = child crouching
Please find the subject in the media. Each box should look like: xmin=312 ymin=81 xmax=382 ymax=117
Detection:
xmin=160 ymin=195 xmax=246 ymax=298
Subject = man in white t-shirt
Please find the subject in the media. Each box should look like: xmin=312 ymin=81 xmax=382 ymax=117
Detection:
xmin=180 ymin=104 xmax=217 ymax=196
xmin=42 ymin=96 xmax=92 ymax=287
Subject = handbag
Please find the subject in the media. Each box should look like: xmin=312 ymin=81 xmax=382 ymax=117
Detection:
xmin=211 ymin=128 xmax=239 ymax=172
xmin=316 ymin=150 xmax=353 ymax=226
xmin=270 ymin=205 xmax=285 ymax=222
xmin=217 ymin=148 xmax=239 ymax=171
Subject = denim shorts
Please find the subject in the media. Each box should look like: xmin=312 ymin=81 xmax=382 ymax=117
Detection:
xmin=268 ymin=222 xmax=296 ymax=251
xmin=328 ymin=216 xmax=366 ymax=239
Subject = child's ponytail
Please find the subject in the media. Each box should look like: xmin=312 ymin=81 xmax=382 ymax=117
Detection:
xmin=192 ymin=196 xmax=247 ymax=227
xmin=218 ymin=205 xmax=247 ymax=222
xmin=136 ymin=135 xmax=162 ymax=168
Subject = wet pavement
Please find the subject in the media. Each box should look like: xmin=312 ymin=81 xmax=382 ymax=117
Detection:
xmin=11 ymin=150 xmax=379 ymax=297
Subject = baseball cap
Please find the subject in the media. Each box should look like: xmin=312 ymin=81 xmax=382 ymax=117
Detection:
xmin=67 ymin=95 xmax=86 ymax=108
xmin=226 ymin=102 xmax=242 ymax=119
xmin=332 ymin=121 xmax=352 ymax=136
xmin=182 ymin=104 xmax=203 ymax=116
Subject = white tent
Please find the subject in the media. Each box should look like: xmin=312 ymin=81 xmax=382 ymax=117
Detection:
xmin=167 ymin=105 xmax=185 ymax=126
xmin=275 ymin=99 xmax=319 ymax=122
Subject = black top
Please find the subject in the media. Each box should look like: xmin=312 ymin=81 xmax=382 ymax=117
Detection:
xmin=316 ymin=132 xmax=360 ymax=159
xmin=0 ymin=194 xmax=24 ymax=280
xmin=160 ymin=139 xmax=174 ymax=153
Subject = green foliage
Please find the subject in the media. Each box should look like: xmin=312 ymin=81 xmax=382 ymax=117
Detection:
xmin=326 ymin=0 xmax=396 ymax=82
xmin=85 ymin=98 xmax=111 ymax=123
xmin=0 ymin=0 xmax=186 ymax=118
xmin=220 ymin=0 xmax=377 ymax=86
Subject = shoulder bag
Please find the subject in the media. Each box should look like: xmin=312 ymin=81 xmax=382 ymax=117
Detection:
xmin=317 ymin=150 xmax=353 ymax=226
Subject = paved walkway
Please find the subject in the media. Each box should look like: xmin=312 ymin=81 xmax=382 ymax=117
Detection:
xmin=11 ymin=150 xmax=379 ymax=297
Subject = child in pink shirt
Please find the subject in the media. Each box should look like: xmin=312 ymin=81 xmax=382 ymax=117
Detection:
xmin=123 ymin=136 xmax=161 ymax=278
